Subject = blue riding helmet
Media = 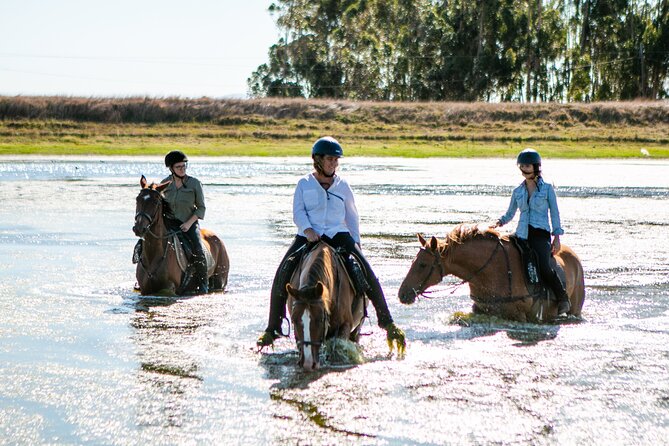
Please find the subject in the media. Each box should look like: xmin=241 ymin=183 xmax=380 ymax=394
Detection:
xmin=517 ymin=148 xmax=541 ymax=165
xmin=312 ymin=137 xmax=344 ymax=157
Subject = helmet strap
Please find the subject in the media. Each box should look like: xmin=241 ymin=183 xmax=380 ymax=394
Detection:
xmin=170 ymin=169 xmax=186 ymax=180
xmin=313 ymin=155 xmax=336 ymax=177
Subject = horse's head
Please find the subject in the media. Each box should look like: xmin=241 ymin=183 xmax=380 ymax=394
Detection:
xmin=287 ymin=281 xmax=329 ymax=371
xmin=398 ymin=234 xmax=446 ymax=304
xmin=133 ymin=175 xmax=171 ymax=237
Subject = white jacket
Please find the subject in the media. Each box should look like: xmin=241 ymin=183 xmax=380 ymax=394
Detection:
xmin=292 ymin=173 xmax=360 ymax=243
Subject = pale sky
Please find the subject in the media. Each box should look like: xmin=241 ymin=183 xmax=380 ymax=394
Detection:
xmin=0 ymin=0 xmax=280 ymax=98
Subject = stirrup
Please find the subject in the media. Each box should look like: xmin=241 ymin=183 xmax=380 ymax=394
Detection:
xmin=557 ymin=298 xmax=571 ymax=315
xmin=257 ymin=330 xmax=279 ymax=348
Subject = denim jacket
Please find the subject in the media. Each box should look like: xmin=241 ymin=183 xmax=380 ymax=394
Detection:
xmin=498 ymin=177 xmax=563 ymax=240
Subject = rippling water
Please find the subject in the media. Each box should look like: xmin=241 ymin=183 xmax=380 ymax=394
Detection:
xmin=1 ymin=156 xmax=668 ymax=445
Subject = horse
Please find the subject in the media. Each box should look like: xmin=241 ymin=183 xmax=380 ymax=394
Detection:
xmin=132 ymin=175 xmax=229 ymax=296
xmin=285 ymin=241 xmax=366 ymax=371
xmin=398 ymin=224 xmax=585 ymax=323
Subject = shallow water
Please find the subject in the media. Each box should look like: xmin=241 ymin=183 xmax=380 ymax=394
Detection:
xmin=1 ymin=157 xmax=668 ymax=445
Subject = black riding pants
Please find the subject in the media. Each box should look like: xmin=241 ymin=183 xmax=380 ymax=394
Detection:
xmin=527 ymin=226 xmax=567 ymax=298
xmin=265 ymin=232 xmax=393 ymax=334
xmin=165 ymin=217 xmax=206 ymax=266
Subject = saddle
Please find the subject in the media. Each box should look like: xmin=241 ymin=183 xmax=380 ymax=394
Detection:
xmin=131 ymin=234 xmax=214 ymax=276
xmin=290 ymin=243 xmax=368 ymax=316
xmin=172 ymin=233 xmax=215 ymax=277
xmin=508 ymin=235 xmax=565 ymax=301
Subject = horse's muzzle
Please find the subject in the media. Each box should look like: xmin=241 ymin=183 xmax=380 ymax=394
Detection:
xmin=132 ymin=223 xmax=146 ymax=237
xmin=398 ymin=286 xmax=417 ymax=305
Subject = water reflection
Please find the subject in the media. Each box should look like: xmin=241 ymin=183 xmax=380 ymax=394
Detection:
xmin=129 ymin=298 xmax=210 ymax=428
xmin=2 ymin=157 xmax=668 ymax=445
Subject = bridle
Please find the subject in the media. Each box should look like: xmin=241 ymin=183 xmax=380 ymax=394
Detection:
xmin=410 ymin=239 xmax=514 ymax=300
xmin=292 ymin=299 xmax=329 ymax=350
xmin=134 ymin=191 xmax=176 ymax=280
xmin=135 ymin=192 xmax=177 ymax=240
xmin=409 ymin=247 xmax=446 ymax=298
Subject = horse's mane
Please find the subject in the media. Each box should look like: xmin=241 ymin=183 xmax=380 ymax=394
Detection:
xmin=444 ymin=224 xmax=505 ymax=251
xmin=143 ymin=183 xmax=173 ymax=217
xmin=301 ymin=243 xmax=336 ymax=313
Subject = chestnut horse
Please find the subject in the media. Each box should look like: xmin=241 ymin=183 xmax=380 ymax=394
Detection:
xmin=398 ymin=224 xmax=585 ymax=322
xmin=286 ymin=241 xmax=366 ymax=371
xmin=132 ymin=175 xmax=229 ymax=296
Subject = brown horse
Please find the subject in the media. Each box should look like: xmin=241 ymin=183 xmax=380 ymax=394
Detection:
xmin=398 ymin=224 xmax=585 ymax=323
xmin=285 ymin=241 xmax=366 ymax=370
xmin=132 ymin=175 xmax=229 ymax=296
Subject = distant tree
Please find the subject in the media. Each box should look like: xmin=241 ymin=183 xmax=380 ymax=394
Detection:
xmin=248 ymin=0 xmax=669 ymax=101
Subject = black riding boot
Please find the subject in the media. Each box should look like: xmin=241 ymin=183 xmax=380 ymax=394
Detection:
xmin=267 ymin=259 xmax=298 ymax=333
xmin=177 ymin=258 xmax=208 ymax=295
xmin=345 ymin=256 xmax=369 ymax=297
xmin=551 ymin=271 xmax=570 ymax=315
xmin=366 ymin=275 xmax=394 ymax=328
xmin=193 ymin=259 xmax=209 ymax=294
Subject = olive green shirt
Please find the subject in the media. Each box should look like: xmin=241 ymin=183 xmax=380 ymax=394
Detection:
xmin=161 ymin=175 xmax=206 ymax=222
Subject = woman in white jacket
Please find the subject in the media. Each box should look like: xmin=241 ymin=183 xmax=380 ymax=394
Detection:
xmin=257 ymin=137 xmax=404 ymax=348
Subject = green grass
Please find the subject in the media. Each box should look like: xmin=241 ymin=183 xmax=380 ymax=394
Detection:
xmin=1 ymin=97 xmax=668 ymax=158
xmin=1 ymin=137 xmax=665 ymax=158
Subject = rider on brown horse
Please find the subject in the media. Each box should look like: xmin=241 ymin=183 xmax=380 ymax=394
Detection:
xmin=257 ymin=137 xmax=405 ymax=349
xmin=491 ymin=148 xmax=571 ymax=315
xmin=161 ymin=150 xmax=209 ymax=295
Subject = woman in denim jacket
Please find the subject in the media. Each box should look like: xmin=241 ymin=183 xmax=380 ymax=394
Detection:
xmin=492 ymin=149 xmax=571 ymax=315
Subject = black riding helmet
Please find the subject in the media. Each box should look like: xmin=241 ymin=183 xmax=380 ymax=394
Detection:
xmin=165 ymin=150 xmax=188 ymax=167
xmin=517 ymin=148 xmax=542 ymax=176
xmin=517 ymin=148 xmax=541 ymax=165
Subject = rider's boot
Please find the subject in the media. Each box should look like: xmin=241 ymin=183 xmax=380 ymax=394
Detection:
xmin=257 ymin=254 xmax=300 ymax=348
xmin=551 ymin=270 xmax=571 ymax=315
xmin=345 ymin=255 xmax=369 ymax=297
xmin=193 ymin=259 xmax=209 ymax=294
xmin=557 ymin=290 xmax=571 ymax=315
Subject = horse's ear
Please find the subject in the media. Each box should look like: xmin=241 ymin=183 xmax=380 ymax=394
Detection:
xmin=417 ymin=233 xmax=427 ymax=247
xmin=155 ymin=180 xmax=172 ymax=193
xmin=315 ymin=282 xmax=324 ymax=296
xmin=140 ymin=175 xmax=147 ymax=189
xmin=286 ymin=283 xmax=297 ymax=297
xmin=429 ymin=236 xmax=439 ymax=252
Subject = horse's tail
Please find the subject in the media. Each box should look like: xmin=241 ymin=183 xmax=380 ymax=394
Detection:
xmin=559 ymin=245 xmax=585 ymax=316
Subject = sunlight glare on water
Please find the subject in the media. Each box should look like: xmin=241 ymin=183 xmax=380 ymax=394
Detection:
xmin=0 ymin=156 xmax=668 ymax=445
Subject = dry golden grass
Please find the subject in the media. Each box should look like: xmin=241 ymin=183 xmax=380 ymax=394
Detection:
xmin=1 ymin=96 xmax=667 ymax=157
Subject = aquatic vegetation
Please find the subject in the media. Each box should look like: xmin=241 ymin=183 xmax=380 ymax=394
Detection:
xmin=449 ymin=311 xmax=509 ymax=327
xmin=322 ymin=338 xmax=365 ymax=365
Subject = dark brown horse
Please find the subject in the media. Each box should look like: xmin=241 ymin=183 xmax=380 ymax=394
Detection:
xmin=398 ymin=224 xmax=585 ymax=322
xmin=285 ymin=241 xmax=366 ymax=370
xmin=132 ymin=175 xmax=229 ymax=296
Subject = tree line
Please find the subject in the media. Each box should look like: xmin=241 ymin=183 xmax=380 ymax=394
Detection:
xmin=248 ymin=0 xmax=669 ymax=102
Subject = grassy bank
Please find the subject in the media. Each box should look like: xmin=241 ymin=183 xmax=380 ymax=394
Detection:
xmin=1 ymin=97 xmax=667 ymax=158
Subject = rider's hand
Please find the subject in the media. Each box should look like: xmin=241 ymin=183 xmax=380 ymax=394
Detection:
xmin=180 ymin=222 xmax=192 ymax=232
xmin=489 ymin=220 xmax=501 ymax=229
xmin=304 ymin=228 xmax=320 ymax=243
xmin=551 ymin=236 xmax=561 ymax=254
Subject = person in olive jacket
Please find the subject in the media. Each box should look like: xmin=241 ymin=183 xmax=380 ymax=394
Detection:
xmin=162 ymin=150 xmax=208 ymax=294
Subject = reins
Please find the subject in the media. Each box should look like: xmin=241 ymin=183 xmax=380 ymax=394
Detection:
xmin=420 ymin=238 xmax=533 ymax=305
xmin=135 ymin=193 xmax=178 ymax=279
